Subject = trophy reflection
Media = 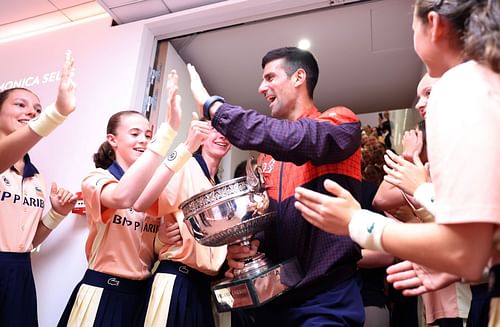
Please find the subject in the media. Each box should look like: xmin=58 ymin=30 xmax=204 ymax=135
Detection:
xmin=179 ymin=159 xmax=299 ymax=312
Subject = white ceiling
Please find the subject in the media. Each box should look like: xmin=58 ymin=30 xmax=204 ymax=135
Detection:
xmin=0 ymin=0 xmax=424 ymax=114
xmin=0 ymin=0 xmax=107 ymax=41
xmin=165 ymin=0 xmax=424 ymax=114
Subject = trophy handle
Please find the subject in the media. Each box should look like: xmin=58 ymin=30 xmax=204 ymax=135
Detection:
xmin=246 ymin=157 xmax=265 ymax=193
xmin=245 ymin=158 xmax=269 ymax=216
xmin=245 ymin=157 xmax=259 ymax=191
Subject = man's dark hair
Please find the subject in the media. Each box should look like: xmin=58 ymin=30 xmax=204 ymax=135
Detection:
xmin=261 ymin=47 xmax=319 ymax=99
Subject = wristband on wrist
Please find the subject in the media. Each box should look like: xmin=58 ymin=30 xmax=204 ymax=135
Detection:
xmin=154 ymin=233 xmax=167 ymax=255
xmin=147 ymin=122 xmax=177 ymax=157
xmin=413 ymin=183 xmax=436 ymax=216
xmin=348 ymin=209 xmax=393 ymax=253
xmin=41 ymin=208 xmax=66 ymax=230
xmin=163 ymin=143 xmax=192 ymax=173
xmin=203 ymin=95 xmax=224 ymax=120
xmin=28 ymin=103 xmax=68 ymax=137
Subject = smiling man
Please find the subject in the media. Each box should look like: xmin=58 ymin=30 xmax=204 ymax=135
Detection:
xmin=188 ymin=47 xmax=364 ymax=326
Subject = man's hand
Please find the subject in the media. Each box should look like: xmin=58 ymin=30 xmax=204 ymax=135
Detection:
xmin=225 ymin=239 xmax=260 ymax=278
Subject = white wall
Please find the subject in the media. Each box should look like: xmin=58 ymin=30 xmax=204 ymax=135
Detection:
xmin=0 ymin=17 xmax=156 ymax=326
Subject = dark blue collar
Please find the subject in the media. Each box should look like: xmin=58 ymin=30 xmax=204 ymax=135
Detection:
xmin=23 ymin=154 xmax=39 ymax=178
xmin=11 ymin=154 xmax=39 ymax=178
xmin=107 ymin=161 xmax=125 ymax=180
xmin=194 ymin=153 xmax=220 ymax=184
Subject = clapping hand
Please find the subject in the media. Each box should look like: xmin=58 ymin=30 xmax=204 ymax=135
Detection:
xmin=383 ymin=150 xmax=430 ymax=196
xmin=294 ymin=179 xmax=361 ymax=235
xmin=401 ymin=129 xmax=423 ymax=163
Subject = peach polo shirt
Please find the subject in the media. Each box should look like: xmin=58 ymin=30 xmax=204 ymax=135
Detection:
xmin=0 ymin=156 xmax=45 ymax=252
xmin=82 ymin=169 xmax=160 ymax=280
xmin=151 ymin=157 xmax=227 ymax=276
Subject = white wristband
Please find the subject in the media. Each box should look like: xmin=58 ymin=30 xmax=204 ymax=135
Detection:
xmin=28 ymin=103 xmax=67 ymax=137
xmin=147 ymin=123 xmax=177 ymax=157
xmin=163 ymin=143 xmax=192 ymax=173
xmin=348 ymin=209 xmax=393 ymax=253
xmin=41 ymin=208 xmax=66 ymax=230
xmin=413 ymin=183 xmax=436 ymax=216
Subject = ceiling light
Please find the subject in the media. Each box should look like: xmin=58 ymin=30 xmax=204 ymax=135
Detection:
xmin=297 ymin=39 xmax=311 ymax=50
xmin=0 ymin=13 xmax=109 ymax=44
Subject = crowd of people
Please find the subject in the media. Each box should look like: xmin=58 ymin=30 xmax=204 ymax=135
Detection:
xmin=361 ymin=125 xmax=389 ymax=186
xmin=0 ymin=0 xmax=498 ymax=326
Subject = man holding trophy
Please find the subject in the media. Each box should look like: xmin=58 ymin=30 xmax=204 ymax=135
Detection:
xmin=187 ymin=47 xmax=364 ymax=326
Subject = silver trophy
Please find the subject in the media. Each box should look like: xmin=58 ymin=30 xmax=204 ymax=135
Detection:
xmin=180 ymin=159 xmax=299 ymax=312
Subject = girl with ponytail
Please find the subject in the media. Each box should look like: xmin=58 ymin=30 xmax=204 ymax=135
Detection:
xmin=58 ymin=70 xmax=211 ymax=326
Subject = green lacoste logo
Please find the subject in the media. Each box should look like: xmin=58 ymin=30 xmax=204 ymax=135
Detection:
xmin=367 ymin=222 xmax=375 ymax=233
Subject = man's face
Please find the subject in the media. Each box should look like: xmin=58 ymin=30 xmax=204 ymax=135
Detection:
xmin=258 ymin=58 xmax=297 ymax=119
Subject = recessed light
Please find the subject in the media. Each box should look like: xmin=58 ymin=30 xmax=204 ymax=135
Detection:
xmin=297 ymin=39 xmax=311 ymax=50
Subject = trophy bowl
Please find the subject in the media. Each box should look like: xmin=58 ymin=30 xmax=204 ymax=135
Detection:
xmin=179 ymin=176 xmax=275 ymax=247
xmin=179 ymin=175 xmax=299 ymax=312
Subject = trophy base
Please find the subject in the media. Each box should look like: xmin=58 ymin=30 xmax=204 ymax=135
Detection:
xmin=212 ymin=258 xmax=299 ymax=312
